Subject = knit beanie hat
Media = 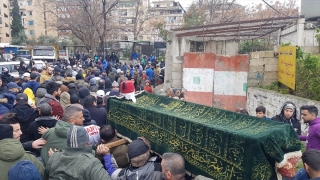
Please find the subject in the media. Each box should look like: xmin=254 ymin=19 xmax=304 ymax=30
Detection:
xmin=128 ymin=137 xmax=151 ymax=167
xmin=112 ymin=81 xmax=119 ymax=87
xmin=67 ymin=126 xmax=89 ymax=147
xmin=89 ymin=78 xmax=97 ymax=86
xmin=0 ymin=124 xmax=13 ymax=140
xmin=8 ymin=160 xmax=41 ymax=180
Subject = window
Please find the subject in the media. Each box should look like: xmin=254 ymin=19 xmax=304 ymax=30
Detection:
xmin=29 ymin=30 xmax=34 ymax=35
xmin=29 ymin=20 xmax=34 ymax=25
xmin=29 ymin=11 xmax=32 ymax=15
xmin=27 ymin=1 xmax=32 ymax=6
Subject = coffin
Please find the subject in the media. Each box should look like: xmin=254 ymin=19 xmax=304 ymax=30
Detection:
xmin=107 ymin=92 xmax=301 ymax=180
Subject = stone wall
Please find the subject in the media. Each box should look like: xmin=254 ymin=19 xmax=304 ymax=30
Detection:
xmin=247 ymin=87 xmax=320 ymax=134
xmin=248 ymin=51 xmax=278 ymax=87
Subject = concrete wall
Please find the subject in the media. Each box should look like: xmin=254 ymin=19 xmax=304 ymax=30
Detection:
xmin=205 ymin=40 xmax=239 ymax=56
xmin=182 ymin=52 xmax=249 ymax=111
xmin=164 ymin=32 xmax=190 ymax=89
xmin=247 ymin=51 xmax=278 ymax=87
xmin=247 ymin=87 xmax=320 ymax=134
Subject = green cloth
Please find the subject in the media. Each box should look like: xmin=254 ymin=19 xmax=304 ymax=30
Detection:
xmin=107 ymin=92 xmax=301 ymax=180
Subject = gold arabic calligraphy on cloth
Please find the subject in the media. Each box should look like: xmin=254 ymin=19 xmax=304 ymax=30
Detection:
xmin=107 ymin=92 xmax=301 ymax=180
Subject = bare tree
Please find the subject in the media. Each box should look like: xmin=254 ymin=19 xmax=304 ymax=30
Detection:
xmin=34 ymin=0 xmax=119 ymax=53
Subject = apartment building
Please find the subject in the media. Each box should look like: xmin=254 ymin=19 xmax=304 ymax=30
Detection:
xmin=10 ymin=0 xmax=57 ymax=39
xmin=111 ymin=0 xmax=149 ymax=41
xmin=151 ymin=0 xmax=185 ymax=30
xmin=0 ymin=0 xmax=11 ymax=43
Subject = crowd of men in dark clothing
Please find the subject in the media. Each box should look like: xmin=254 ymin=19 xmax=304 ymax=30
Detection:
xmin=0 ymin=55 xmax=319 ymax=179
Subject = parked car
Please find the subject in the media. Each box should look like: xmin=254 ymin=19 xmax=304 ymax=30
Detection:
xmin=0 ymin=60 xmax=45 ymax=77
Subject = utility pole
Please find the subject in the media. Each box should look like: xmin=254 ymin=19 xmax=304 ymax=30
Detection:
xmin=43 ymin=2 xmax=47 ymax=36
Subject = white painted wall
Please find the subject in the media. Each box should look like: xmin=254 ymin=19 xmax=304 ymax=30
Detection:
xmin=247 ymin=87 xmax=320 ymax=134
xmin=214 ymin=71 xmax=247 ymax=96
xmin=183 ymin=68 xmax=214 ymax=92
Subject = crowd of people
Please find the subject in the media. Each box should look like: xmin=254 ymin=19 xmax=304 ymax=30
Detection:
xmin=0 ymin=55 xmax=319 ymax=179
xmin=0 ymin=56 xmax=189 ymax=180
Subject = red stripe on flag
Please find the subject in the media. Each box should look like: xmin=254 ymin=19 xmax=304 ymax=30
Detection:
xmin=184 ymin=91 xmax=213 ymax=107
xmin=214 ymin=55 xmax=249 ymax=72
xmin=183 ymin=52 xmax=215 ymax=69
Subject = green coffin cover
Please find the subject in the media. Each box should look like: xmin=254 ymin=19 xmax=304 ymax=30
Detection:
xmin=107 ymin=92 xmax=301 ymax=180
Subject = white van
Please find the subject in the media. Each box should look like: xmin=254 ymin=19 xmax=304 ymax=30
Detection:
xmin=0 ymin=60 xmax=45 ymax=77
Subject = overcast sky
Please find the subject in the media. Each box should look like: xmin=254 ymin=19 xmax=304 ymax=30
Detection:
xmin=177 ymin=0 xmax=301 ymax=9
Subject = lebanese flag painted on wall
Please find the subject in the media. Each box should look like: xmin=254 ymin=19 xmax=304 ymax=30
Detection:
xmin=182 ymin=53 xmax=249 ymax=111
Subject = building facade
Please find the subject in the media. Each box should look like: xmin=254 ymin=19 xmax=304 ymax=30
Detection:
xmin=0 ymin=0 xmax=11 ymax=43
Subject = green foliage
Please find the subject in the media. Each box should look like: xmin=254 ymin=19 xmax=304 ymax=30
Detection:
xmin=316 ymin=28 xmax=320 ymax=52
xmin=151 ymin=21 xmax=168 ymax=41
xmin=11 ymin=0 xmax=24 ymax=38
xmin=295 ymin=53 xmax=320 ymax=101
xmin=37 ymin=35 xmax=58 ymax=45
xmin=182 ymin=5 xmax=206 ymax=28
xmin=260 ymin=48 xmax=320 ymax=101
xmin=239 ymin=39 xmax=270 ymax=54
xmin=11 ymin=31 xmax=27 ymax=45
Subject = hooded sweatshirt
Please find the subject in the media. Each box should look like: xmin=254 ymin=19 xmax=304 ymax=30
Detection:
xmin=79 ymin=88 xmax=90 ymax=106
xmin=23 ymin=81 xmax=40 ymax=95
xmin=9 ymin=104 xmax=39 ymax=143
xmin=38 ymin=94 xmax=64 ymax=118
xmin=271 ymin=101 xmax=301 ymax=135
xmin=299 ymin=117 xmax=320 ymax=151
xmin=0 ymin=138 xmax=46 ymax=180
xmin=40 ymin=120 xmax=73 ymax=166
xmin=28 ymin=116 xmax=58 ymax=140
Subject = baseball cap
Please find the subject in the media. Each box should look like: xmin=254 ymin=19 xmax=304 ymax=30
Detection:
xmin=96 ymin=90 xmax=105 ymax=98
xmin=7 ymin=82 xmax=20 ymax=89
xmin=16 ymin=93 xmax=28 ymax=104
xmin=23 ymin=72 xmax=30 ymax=77
xmin=30 ymin=73 xmax=38 ymax=80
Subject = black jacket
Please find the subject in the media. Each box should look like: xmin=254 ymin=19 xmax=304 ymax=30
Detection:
xmin=9 ymin=104 xmax=39 ymax=143
xmin=85 ymin=106 xmax=107 ymax=127
xmin=271 ymin=101 xmax=301 ymax=135
xmin=28 ymin=116 xmax=57 ymax=140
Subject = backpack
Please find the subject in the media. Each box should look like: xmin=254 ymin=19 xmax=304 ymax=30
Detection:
xmin=47 ymin=98 xmax=64 ymax=119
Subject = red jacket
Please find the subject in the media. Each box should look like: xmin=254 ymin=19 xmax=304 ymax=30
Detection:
xmin=144 ymin=86 xmax=153 ymax=93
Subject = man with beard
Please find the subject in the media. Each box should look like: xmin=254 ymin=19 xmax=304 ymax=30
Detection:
xmin=38 ymin=82 xmax=64 ymax=119
xmin=40 ymin=67 xmax=53 ymax=84
xmin=0 ymin=67 xmax=13 ymax=87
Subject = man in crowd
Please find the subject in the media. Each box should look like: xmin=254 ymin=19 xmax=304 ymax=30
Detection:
xmin=0 ymin=124 xmax=46 ymax=180
xmin=40 ymin=67 xmax=52 ymax=84
xmin=302 ymin=149 xmax=320 ymax=180
xmin=299 ymin=105 xmax=320 ymax=151
xmin=0 ymin=67 xmax=13 ymax=86
xmin=0 ymin=82 xmax=21 ymax=115
xmin=46 ymin=125 xmax=112 ymax=179
xmin=84 ymin=95 xmax=107 ymax=127
xmin=28 ymin=103 xmax=58 ymax=140
xmin=40 ymin=105 xmax=84 ymax=165
xmin=98 ymin=125 xmax=129 ymax=168
xmin=99 ymin=137 xmax=163 ymax=179
xmin=38 ymin=81 xmax=64 ymax=118
xmin=161 ymin=153 xmax=186 ymax=180
xmin=9 ymin=93 xmax=39 ymax=143
xmin=23 ymin=73 xmax=40 ymax=95
xmin=0 ymin=113 xmax=47 ymax=153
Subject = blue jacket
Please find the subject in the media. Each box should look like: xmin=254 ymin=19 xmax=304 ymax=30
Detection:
xmin=0 ymin=91 xmax=17 ymax=110
xmin=149 ymin=56 xmax=155 ymax=62
xmin=146 ymin=68 xmax=154 ymax=81
xmin=23 ymin=81 xmax=40 ymax=95
xmin=0 ymin=104 xmax=9 ymax=115
xmin=130 ymin=68 xmax=134 ymax=76
xmin=102 ymin=60 xmax=108 ymax=71
xmin=132 ymin=52 xmax=138 ymax=60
